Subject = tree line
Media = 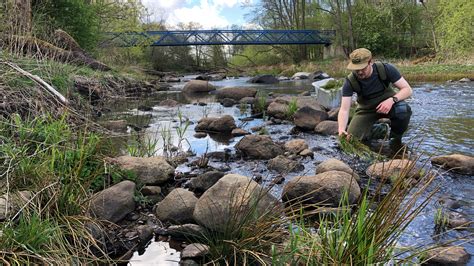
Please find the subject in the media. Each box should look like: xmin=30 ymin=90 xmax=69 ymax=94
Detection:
xmin=1 ymin=0 xmax=472 ymax=71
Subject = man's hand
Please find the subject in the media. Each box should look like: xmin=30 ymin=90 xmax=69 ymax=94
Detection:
xmin=376 ymin=97 xmax=394 ymax=114
xmin=338 ymin=130 xmax=351 ymax=141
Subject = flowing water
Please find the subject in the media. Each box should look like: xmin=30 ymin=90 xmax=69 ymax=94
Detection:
xmin=101 ymin=77 xmax=473 ymax=265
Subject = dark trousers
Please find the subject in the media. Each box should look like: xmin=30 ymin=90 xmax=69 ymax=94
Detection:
xmin=348 ymin=101 xmax=412 ymax=140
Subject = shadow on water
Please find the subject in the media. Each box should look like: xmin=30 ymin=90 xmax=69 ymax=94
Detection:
xmin=102 ymin=77 xmax=473 ymax=265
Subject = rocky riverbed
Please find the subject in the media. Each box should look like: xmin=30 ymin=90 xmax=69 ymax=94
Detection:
xmin=52 ymin=74 xmax=474 ymax=264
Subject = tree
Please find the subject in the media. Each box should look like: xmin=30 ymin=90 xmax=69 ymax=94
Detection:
xmin=251 ymin=0 xmax=312 ymax=62
xmin=31 ymin=0 xmax=101 ymax=50
xmin=435 ymin=0 xmax=474 ymax=57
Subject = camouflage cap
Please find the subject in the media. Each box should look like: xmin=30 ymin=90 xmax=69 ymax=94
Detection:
xmin=347 ymin=48 xmax=372 ymax=70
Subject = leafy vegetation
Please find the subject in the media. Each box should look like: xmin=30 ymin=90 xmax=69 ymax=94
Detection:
xmin=320 ymin=79 xmax=344 ymax=90
xmin=286 ymin=97 xmax=298 ymax=119
xmin=338 ymin=135 xmax=381 ymax=161
xmin=0 ymin=113 xmax=134 ymax=263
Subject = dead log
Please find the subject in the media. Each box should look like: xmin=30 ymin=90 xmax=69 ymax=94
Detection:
xmin=2 ymin=60 xmax=69 ymax=105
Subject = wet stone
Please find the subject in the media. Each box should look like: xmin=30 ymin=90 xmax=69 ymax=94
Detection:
xmin=421 ymin=246 xmax=470 ymax=265
xmin=180 ymin=243 xmax=210 ymax=259
xmin=138 ymin=105 xmax=153 ymax=111
xmin=299 ymin=149 xmax=314 ymax=158
xmin=271 ymin=175 xmax=285 ymax=185
xmin=125 ymin=231 xmax=138 ymax=239
xmin=141 ymin=186 xmax=162 ymax=196
xmin=168 ymin=224 xmax=206 ymax=240
xmin=126 ymin=212 xmax=140 ymax=221
xmin=253 ymin=174 xmax=263 ymax=183
xmin=180 ymin=259 xmax=200 ymax=266
xmin=447 ymin=211 xmax=471 ymax=229
xmin=193 ymin=132 xmax=207 ymax=138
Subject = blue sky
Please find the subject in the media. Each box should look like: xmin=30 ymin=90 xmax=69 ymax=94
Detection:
xmin=141 ymin=0 xmax=258 ymax=29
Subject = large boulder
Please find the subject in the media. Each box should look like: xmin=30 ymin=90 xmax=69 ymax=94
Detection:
xmin=267 ymin=101 xmax=290 ymax=119
xmin=431 ymin=154 xmax=474 ymax=175
xmin=183 ymin=80 xmax=216 ymax=93
xmin=248 ymin=74 xmax=279 ymax=84
xmin=155 ymin=188 xmax=198 ymax=224
xmin=291 ymin=72 xmax=311 ymax=80
xmin=284 ymin=139 xmax=309 ymax=155
xmin=89 ymin=181 xmax=136 ymax=223
xmin=215 ymin=87 xmax=257 ymax=100
xmin=168 ymin=224 xmax=206 ymax=239
xmin=186 ymin=171 xmax=226 ymax=193
xmin=276 ymin=96 xmax=325 ymax=111
xmin=193 ymin=174 xmax=280 ymax=232
xmin=181 ymin=243 xmax=210 ymax=259
xmin=159 ymin=99 xmax=179 ymax=107
xmin=231 ymin=128 xmax=250 ymax=137
xmin=267 ymin=96 xmax=325 ymax=120
xmin=267 ymin=155 xmax=304 ymax=173
xmin=314 ymin=121 xmax=338 ymax=135
xmin=421 ymin=246 xmax=470 ymax=265
xmin=327 ymin=107 xmax=339 ymax=121
xmin=195 ymin=115 xmax=236 ymax=133
xmin=282 ymin=171 xmax=361 ymax=207
xmin=308 ymin=71 xmax=330 ymax=80
xmin=366 ymin=159 xmax=421 ymax=181
xmin=109 ymin=156 xmax=175 ymax=185
xmin=316 ymin=159 xmax=359 ymax=181
xmin=235 ymin=135 xmax=284 ymax=159
xmin=293 ymin=106 xmax=328 ymax=131
xmin=101 ymin=120 xmax=128 ymax=132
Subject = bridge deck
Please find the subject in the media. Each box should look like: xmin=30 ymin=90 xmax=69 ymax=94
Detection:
xmin=102 ymin=29 xmax=335 ymax=47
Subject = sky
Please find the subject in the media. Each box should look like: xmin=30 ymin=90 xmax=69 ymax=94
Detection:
xmin=141 ymin=0 xmax=258 ymax=29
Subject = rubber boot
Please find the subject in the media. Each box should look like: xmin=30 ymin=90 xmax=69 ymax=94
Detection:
xmin=370 ymin=123 xmax=390 ymax=140
xmin=389 ymin=132 xmax=404 ymax=154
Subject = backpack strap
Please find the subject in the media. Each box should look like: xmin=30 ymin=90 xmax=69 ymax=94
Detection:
xmin=346 ymin=72 xmax=361 ymax=94
xmin=374 ymin=61 xmax=389 ymax=89
xmin=374 ymin=62 xmax=387 ymax=81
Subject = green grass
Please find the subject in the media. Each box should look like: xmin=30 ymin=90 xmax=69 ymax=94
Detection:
xmin=285 ymin=97 xmax=298 ymax=119
xmin=338 ymin=135 xmax=381 ymax=161
xmin=273 ymin=164 xmax=437 ymax=265
xmin=320 ymin=79 xmax=344 ymax=90
xmin=0 ymin=113 xmax=135 ymax=263
xmin=1 ymin=55 xmax=99 ymax=95
xmin=398 ymin=64 xmax=474 ymax=82
xmin=179 ymin=148 xmax=438 ymax=265
xmin=228 ymin=57 xmax=473 ymax=82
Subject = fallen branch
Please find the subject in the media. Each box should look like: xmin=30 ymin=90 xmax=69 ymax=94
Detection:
xmin=1 ymin=60 xmax=69 ymax=105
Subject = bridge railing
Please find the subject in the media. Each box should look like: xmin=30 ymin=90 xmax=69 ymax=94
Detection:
xmin=100 ymin=29 xmax=336 ymax=47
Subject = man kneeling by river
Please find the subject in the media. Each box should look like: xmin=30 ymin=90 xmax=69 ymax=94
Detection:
xmin=337 ymin=48 xmax=413 ymax=147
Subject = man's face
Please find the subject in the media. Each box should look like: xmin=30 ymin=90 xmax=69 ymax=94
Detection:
xmin=355 ymin=61 xmax=372 ymax=79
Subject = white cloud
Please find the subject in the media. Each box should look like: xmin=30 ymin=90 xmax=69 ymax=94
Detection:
xmin=211 ymin=0 xmax=240 ymax=8
xmin=142 ymin=0 xmax=250 ymax=29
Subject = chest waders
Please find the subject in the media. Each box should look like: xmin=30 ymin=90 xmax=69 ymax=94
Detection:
xmin=346 ymin=62 xmax=412 ymax=141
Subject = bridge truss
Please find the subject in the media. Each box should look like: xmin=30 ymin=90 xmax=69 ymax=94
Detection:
xmin=101 ymin=29 xmax=336 ymax=47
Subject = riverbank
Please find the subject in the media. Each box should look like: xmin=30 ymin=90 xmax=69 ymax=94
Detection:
xmin=229 ymin=57 xmax=474 ymax=83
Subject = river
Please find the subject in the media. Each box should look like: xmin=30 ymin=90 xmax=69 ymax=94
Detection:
xmin=101 ymin=77 xmax=473 ymax=265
